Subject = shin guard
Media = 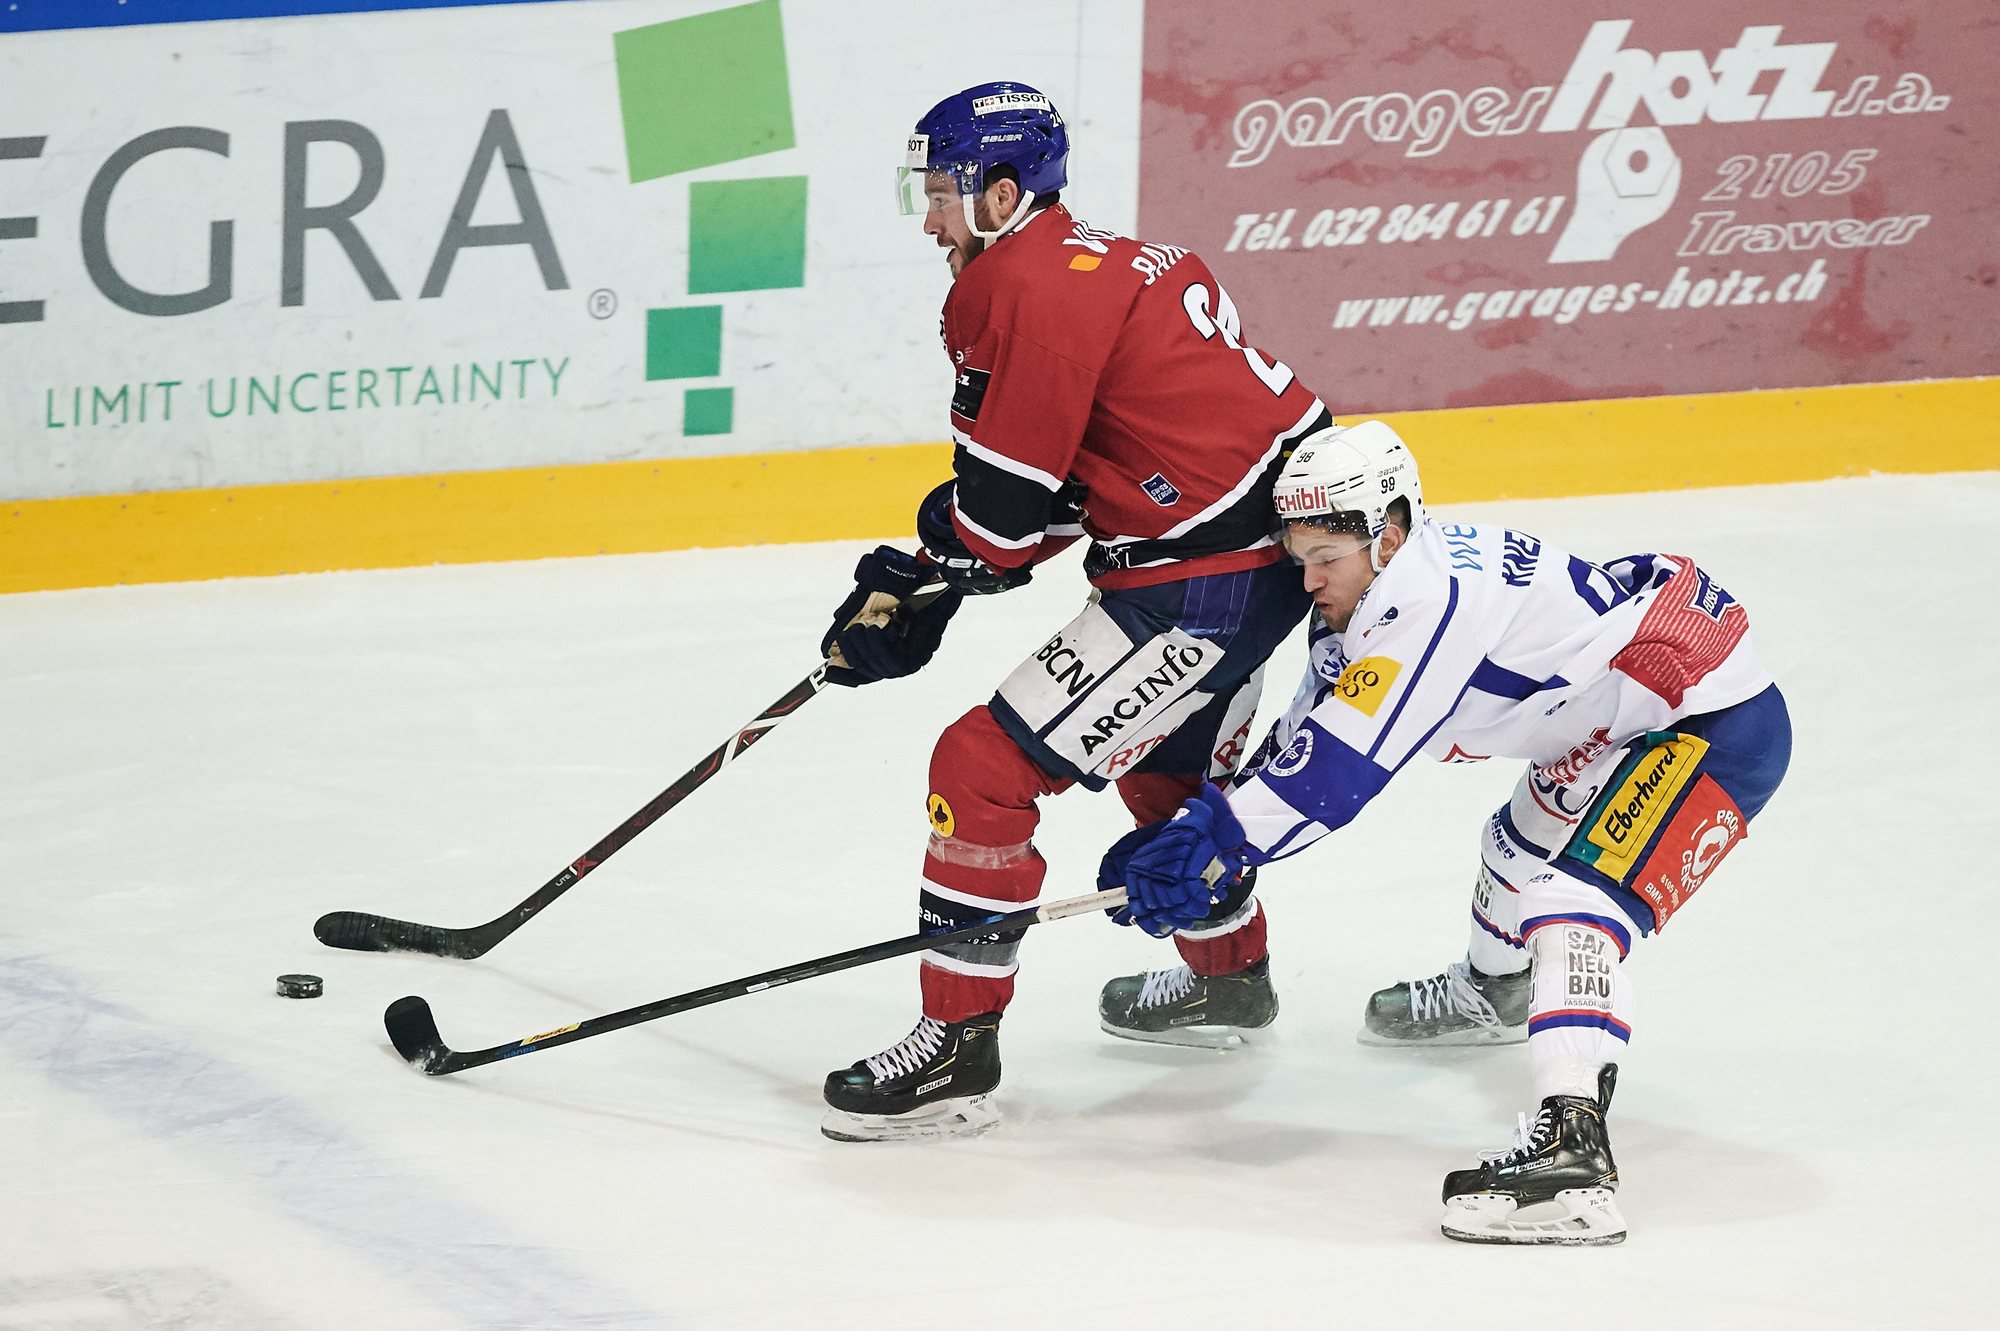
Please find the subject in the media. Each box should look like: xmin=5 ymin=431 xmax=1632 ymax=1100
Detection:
xmin=1523 ymin=906 xmax=1635 ymax=1102
xmin=918 ymin=706 xmax=1065 ymax=1022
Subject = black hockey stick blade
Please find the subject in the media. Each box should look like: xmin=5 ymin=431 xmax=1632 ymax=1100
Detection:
xmin=315 ymin=910 xmax=492 ymax=959
xmin=383 ymin=886 xmax=1127 ymax=1078
xmin=385 ymin=995 xmax=457 ymax=1074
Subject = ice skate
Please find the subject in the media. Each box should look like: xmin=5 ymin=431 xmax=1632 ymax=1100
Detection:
xmin=820 ymin=1013 xmax=1002 ymax=1143
xmin=1359 ymin=957 xmax=1528 ymax=1046
xmin=1098 ymin=959 xmax=1277 ymax=1049
xmin=1439 ymin=1064 xmax=1626 ymax=1246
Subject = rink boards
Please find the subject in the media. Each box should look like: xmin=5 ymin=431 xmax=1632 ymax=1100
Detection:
xmin=3 ymin=0 xmax=1996 ymax=591
xmin=5 ymin=374 xmax=1995 ymax=592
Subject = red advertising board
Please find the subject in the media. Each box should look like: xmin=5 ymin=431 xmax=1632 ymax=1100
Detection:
xmin=1140 ymin=1 xmax=1999 ymax=411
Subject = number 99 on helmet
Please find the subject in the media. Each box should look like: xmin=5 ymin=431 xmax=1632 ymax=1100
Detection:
xmin=898 ymin=81 xmax=1069 ymax=239
xmin=1272 ymin=420 xmax=1426 ymax=556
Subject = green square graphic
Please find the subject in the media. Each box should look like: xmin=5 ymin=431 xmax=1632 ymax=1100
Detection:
xmin=647 ymin=306 xmax=723 ymax=380
xmin=614 ymin=0 xmax=795 ymax=184
xmin=683 ymin=387 xmax=735 ymax=436
xmin=689 ymin=176 xmax=807 ymax=293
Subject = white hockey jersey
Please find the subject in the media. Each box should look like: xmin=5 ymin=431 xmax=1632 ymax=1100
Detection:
xmin=1230 ymin=518 xmax=1772 ymax=864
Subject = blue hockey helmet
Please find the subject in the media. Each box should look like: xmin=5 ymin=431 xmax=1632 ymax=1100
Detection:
xmin=898 ymin=81 xmax=1068 ymax=237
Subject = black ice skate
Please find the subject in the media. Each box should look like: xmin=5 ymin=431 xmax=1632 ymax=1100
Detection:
xmin=1360 ymin=957 xmax=1529 ymax=1047
xmin=1098 ymin=959 xmax=1277 ymax=1049
xmin=820 ymin=1013 xmax=1002 ymax=1143
xmin=1439 ymin=1064 xmax=1626 ymax=1246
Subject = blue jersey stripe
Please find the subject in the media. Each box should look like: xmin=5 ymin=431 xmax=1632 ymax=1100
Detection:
xmin=1398 ymin=674 xmax=1477 ymax=774
xmin=1468 ymin=656 xmax=1544 ymax=700
xmin=1366 ymin=576 xmax=1458 ymax=764
xmin=1494 ymin=803 xmax=1554 ymax=860
xmin=1522 ymin=911 xmax=1634 ymax=956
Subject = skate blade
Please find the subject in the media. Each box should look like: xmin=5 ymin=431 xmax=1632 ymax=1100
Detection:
xmin=1356 ymin=1023 xmax=1527 ymax=1049
xmin=819 ymin=1093 xmax=1000 ymax=1144
xmin=1098 ymin=1018 xmax=1259 ymax=1050
xmin=1439 ymin=1188 xmax=1627 ymax=1246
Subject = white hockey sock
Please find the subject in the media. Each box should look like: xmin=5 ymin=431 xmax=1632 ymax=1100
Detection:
xmin=1466 ymin=819 xmax=1529 ymax=976
xmin=1526 ymin=921 xmax=1633 ymax=1101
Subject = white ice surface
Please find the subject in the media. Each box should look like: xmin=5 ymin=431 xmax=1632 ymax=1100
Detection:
xmin=3 ymin=474 xmax=1995 ymax=1329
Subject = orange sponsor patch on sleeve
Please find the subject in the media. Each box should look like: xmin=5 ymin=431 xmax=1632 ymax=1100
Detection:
xmin=1332 ymin=656 xmax=1402 ymax=718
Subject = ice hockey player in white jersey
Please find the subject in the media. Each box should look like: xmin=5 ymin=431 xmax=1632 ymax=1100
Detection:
xmin=1098 ymin=420 xmax=1791 ymax=1245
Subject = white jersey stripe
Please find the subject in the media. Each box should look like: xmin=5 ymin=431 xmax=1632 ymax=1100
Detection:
xmin=1096 ymin=398 xmax=1326 ymax=549
xmin=955 ymin=430 xmax=1063 ymax=491
xmin=953 ymin=503 xmax=1043 ymax=551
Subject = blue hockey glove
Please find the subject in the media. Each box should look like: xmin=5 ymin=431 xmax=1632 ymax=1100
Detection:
xmin=1098 ymin=817 xmax=1170 ymax=929
xmin=916 ymin=481 xmax=1034 ymax=595
xmin=821 ymin=546 xmax=964 ymax=687
xmin=1120 ymin=783 xmax=1251 ymax=938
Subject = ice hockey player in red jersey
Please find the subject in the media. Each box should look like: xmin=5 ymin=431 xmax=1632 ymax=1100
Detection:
xmin=816 ymin=81 xmax=1334 ymax=1141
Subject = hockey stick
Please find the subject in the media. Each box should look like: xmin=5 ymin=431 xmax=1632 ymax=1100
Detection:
xmin=385 ymin=886 xmax=1130 ymax=1075
xmin=316 ymin=585 xmax=946 ymax=960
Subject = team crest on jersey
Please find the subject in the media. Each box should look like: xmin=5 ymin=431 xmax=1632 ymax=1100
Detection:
xmin=1268 ymin=727 xmax=1315 ymax=778
xmin=1141 ymin=473 xmax=1181 ymax=506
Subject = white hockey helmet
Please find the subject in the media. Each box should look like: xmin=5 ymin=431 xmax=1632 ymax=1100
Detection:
xmin=1272 ymin=420 xmax=1424 ymax=568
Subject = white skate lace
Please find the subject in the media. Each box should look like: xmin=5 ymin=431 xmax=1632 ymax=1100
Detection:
xmin=862 ymin=1016 xmax=948 ymax=1081
xmin=1136 ymin=965 xmax=1197 ymax=1010
xmin=1480 ymin=1105 xmax=1558 ymax=1165
xmin=1408 ymin=959 xmax=1501 ymax=1028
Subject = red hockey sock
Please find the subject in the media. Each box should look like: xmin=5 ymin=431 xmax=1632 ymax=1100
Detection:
xmin=917 ymin=706 xmax=1067 ymax=1022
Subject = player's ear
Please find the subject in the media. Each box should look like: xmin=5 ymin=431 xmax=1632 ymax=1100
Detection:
xmin=1376 ymin=521 xmax=1408 ymax=562
xmin=984 ymin=174 xmax=1021 ymax=217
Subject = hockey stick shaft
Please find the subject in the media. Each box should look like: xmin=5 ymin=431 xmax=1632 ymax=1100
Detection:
xmin=317 ymin=584 xmax=950 ymax=959
xmin=385 ymin=887 xmax=1129 ymax=1075
xmin=314 ymin=670 xmax=829 ymax=958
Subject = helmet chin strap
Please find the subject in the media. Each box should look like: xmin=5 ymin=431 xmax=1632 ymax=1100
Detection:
xmin=962 ymin=188 xmax=1038 ymax=242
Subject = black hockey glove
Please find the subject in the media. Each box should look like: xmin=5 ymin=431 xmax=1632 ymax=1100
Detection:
xmin=916 ymin=481 xmax=1034 ymax=595
xmin=821 ymin=545 xmax=964 ymax=687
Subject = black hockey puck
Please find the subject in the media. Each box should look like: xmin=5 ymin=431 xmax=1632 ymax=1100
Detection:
xmin=276 ymin=973 xmax=324 ymax=999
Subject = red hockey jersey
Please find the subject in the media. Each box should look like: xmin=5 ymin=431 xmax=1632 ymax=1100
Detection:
xmin=942 ymin=205 xmax=1330 ymax=590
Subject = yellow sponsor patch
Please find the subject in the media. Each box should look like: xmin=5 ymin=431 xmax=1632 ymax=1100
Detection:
xmin=1067 ymin=254 xmax=1102 ymax=271
xmin=522 ymin=1023 xmax=579 ymax=1046
xmin=1583 ymin=734 xmax=1709 ymax=881
xmin=1332 ymin=655 xmax=1402 ymax=717
xmin=927 ymin=793 xmax=955 ymax=837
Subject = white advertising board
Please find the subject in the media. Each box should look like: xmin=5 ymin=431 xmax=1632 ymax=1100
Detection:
xmin=0 ymin=0 xmax=1141 ymax=498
